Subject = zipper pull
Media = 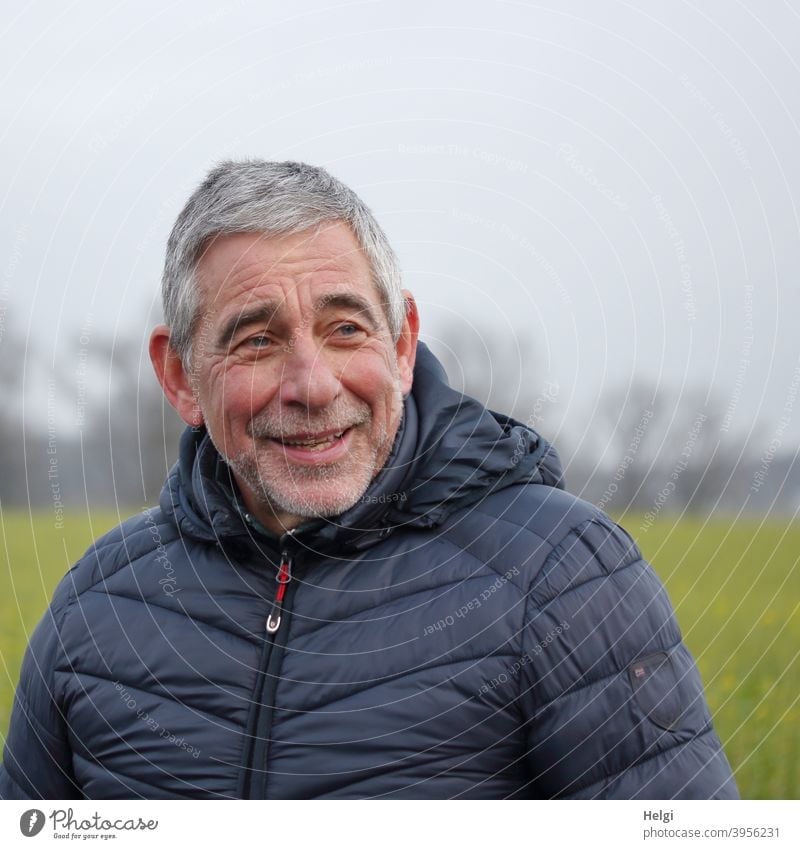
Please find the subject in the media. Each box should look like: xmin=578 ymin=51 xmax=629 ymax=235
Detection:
xmin=266 ymin=551 xmax=292 ymax=634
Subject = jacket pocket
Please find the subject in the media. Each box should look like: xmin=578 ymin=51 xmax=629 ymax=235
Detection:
xmin=628 ymin=651 xmax=683 ymax=731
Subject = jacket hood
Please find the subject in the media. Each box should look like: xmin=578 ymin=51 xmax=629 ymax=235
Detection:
xmin=159 ymin=342 xmax=564 ymax=551
xmin=386 ymin=342 xmax=563 ymax=527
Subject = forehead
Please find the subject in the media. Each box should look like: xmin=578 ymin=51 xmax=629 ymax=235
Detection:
xmin=194 ymin=222 xmax=375 ymax=313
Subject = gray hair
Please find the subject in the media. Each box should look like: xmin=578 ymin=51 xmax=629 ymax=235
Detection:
xmin=161 ymin=159 xmax=404 ymax=367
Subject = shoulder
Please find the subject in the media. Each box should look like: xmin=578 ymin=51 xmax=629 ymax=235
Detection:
xmin=437 ymin=482 xmax=644 ymax=595
xmin=59 ymin=507 xmax=181 ymax=601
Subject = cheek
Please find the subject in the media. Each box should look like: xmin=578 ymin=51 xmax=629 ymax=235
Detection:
xmin=196 ymin=380 xmax=249 ymax=440
xmin=368 ymin=370 xmax=404 ymax=423
xmin=345 ymin=356 xmax=392 ymax=392
xmin=207 ymin=363 xmax=276 ymax=408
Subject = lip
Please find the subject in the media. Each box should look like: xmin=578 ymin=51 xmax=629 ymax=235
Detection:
xmin=270 ymin=427 xmax=353 ymax=465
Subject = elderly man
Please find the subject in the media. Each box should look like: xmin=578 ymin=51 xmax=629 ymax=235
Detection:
xmin=1 ymin=160 xmax=737 ymax=799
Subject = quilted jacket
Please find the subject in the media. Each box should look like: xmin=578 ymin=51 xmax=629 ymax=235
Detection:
xmin=0 ymin=344 xmax=738 ymax=799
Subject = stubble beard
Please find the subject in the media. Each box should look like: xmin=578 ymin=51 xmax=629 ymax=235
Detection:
xmin=216 ymin=394 xmax=400 ymax=524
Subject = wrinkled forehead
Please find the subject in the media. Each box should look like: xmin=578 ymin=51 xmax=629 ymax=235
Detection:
xmin=193 ymin=223 xmax=374 ymax=309
xmin=186 ymin=227 xmax=392 ymax=357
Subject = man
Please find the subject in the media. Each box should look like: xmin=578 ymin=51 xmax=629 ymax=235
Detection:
xmin=1 ymin=160 xmax=738 ymax=799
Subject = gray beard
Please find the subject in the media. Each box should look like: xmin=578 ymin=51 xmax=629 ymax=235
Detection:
xmin=225 ymin=432 xmax=388 ymax=521
xmin=209 ymin=412 xmax=392 ymax=523
xmin=204 ymin=387 xmax=403 ymax=524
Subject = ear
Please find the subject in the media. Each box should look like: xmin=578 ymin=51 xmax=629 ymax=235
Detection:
xmin=395 ymin=291 xmax=420 ymax=395
xmin=149 ymin=325 xmax=204 ymax=427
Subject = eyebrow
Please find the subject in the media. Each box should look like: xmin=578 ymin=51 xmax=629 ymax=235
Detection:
xmin=314 ymin=292 xmax=381 ymax=331
xmin=215 ymin=291 xmax=382 ymax=350
xmin=216 ymin=302 xmax=281 ymax=350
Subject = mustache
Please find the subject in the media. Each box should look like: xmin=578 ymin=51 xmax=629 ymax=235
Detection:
xmin=245 ymin=402 xmax=371 ymax=439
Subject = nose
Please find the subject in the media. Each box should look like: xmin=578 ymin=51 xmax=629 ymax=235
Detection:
xmin=278 ymin=336 xmax=341 ymax=409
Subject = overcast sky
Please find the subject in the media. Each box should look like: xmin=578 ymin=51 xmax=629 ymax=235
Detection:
xmin=2 ymin=0 xmax=799 ymax=456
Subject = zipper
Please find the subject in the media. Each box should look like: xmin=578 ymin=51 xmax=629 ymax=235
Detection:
xmin=266 ymin=550 xmax=292 ymax=634
xmin=239 ymin=530 xmax=298 ymax=799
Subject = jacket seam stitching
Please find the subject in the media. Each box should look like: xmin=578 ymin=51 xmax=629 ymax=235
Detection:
xmin=3 ymin=690 xmax=80 ymax=798
xmin=81 ymin=588 xmax=260 ymax=644
xmin=57 ymin=670 xmax=244 ymax=727
xmin=524 ymin=515 xmax=642 ymax=607
xmin=68 ymin=516 xmax=181 ymax=594
xmin=10 ymin=689 xmax=65 ymax=749
xmin=541 ymin=517 xmax=639 ymax=578
xmin=518 ymin=517 xmax=644 ymax=709
xmin=70 ymin=750 xmax=224 ymax=798
xmin=532 ymin=555 xmax=646 ymax=613
xmin=85 ymin=516 xmax=179 ymax=561
xmin=521 ymin=638 xmax=683 ymax=714
xmin=436 ymin=525 xmax=548 ymax=590
xmin=465 ymin=500 xmax=556 ymax=542
xmin=518 ymin=558 xmax=667 ymax=713
xmin=295 ymin=573 xmax=522 ymax=642
xmin=290 ymin=652 xmax=520 ymax=714
xmin=81 ymin=538 xmax=182 ymax=593
xmin=571 ymin=726 xmax=714 ymax=798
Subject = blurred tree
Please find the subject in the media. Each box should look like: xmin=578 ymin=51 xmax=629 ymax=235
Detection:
xmin=90 ymin=334 xmax=185 ymax=507
xmin=424 ymin=319 xmax=561 ymax=429
xmin=426 ymin=319 xmax=770 ymax=515
xmin=0 ymin=316 xmax=29 ymax=505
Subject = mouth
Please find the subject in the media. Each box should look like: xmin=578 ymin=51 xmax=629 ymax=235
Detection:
xmin=277 ymin=428 xmax=349 ymax=452
xmin=269 ymin=426 xmax=355 ymax=464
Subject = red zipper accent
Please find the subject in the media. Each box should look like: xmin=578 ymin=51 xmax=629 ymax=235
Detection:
xmin=275 ymin=556 xmax=291 ymax=602
xmin=266 ymin=552 xmax=292 ymax=634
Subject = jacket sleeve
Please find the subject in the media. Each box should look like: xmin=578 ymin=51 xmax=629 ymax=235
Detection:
xmin=517 ymin=516 xmax=739 ymax=799
xmin=0 ymin=576 xmax=81 ymax=799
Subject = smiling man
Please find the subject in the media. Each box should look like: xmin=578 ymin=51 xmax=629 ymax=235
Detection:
xmin=151 ymin=223 xmax=416 ymax=535
xmin=0 ymin=160 xmax=738 ymax=799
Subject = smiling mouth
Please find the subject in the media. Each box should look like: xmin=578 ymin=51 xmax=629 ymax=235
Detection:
xmin=276 ymin=428 xmax=349 ymax=451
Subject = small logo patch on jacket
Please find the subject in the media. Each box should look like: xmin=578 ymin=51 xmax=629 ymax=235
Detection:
xmin=628 ymin=651 xmax=683 ymax=730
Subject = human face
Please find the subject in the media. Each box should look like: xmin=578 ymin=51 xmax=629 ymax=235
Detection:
xmin=174 ymin=223 xmax=417 ymax=534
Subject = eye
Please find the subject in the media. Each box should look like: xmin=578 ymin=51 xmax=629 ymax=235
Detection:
xmin=245 ymin=333 xmax=272 ymax=349
xmin=327 ymin=321 xmax=369 ymax=345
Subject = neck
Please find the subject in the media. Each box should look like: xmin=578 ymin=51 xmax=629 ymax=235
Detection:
xmin=233 ymin=476 xmax=308 ymax=536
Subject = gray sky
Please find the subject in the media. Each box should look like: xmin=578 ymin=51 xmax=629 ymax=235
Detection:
xmin=2 ymin=0 xmax=799 ymax=455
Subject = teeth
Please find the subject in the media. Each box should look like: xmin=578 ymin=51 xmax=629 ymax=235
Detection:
xmin=283 ymin=431 xmax=345 ymax=448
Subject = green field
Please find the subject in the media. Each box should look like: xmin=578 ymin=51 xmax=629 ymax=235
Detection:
xmin=622 ymin=512 xmax=800 ymax=800
xmin=1 ymin=509 xmax=798 ymax=798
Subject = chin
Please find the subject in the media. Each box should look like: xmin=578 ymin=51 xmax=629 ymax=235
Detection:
xmin=264 ymin=482 xmax=368 ymax=521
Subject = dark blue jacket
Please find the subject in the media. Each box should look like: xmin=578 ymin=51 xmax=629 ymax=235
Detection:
xmin=0 ymin=345 xmax=738 ymax=799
